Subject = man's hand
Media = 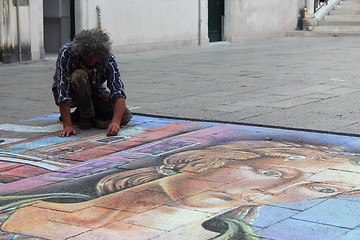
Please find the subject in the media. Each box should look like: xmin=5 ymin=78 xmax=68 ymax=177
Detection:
xmin=58 ymin=126 xmax=77 ymax=137
xmin=106 ymin=98 xmax=125 ymax=136
xmin=58 ymin=105 xmax=76 ymax=137
xmin=106 ymin=122 xmax=120 ymax=136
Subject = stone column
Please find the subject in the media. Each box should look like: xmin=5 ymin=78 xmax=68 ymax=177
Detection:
xmin=304 ymin=0 xmax=317 ymax=29
xmin=0 ymin=0 xmax=32 ymax=63
xmin=306 ymin=0 xmax=315 ymax=18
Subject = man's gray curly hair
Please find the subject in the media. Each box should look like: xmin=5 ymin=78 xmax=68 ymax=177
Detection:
xmin=72 ymin=28 xmax=111 ymax=58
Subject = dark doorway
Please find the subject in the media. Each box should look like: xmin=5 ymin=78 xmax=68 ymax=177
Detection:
xmin=70 ymin=0 xmax=75 ymax=40
xmin=208 ymin=0 xmax=224 ymax=42
xmin=43 ymin=0 xmax=73 ymax=52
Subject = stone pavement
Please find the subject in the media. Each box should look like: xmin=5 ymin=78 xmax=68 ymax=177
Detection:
xmin=2 ymin=37 xmax=360 ymax=141
xmin=1 ymin=36 xmax=360 ymax=239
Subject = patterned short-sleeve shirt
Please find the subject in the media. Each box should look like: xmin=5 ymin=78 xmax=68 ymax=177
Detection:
xmin=52 ymin=42 xmax=126 ymax=107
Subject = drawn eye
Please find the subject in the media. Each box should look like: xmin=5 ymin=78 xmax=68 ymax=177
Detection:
xmin=256 ymin=169 xmax=282 ymax=178
xmin=310 ymin=185 xmax=337 ymax=193
xmin=288 ymin=155 xmax=306 ymax=160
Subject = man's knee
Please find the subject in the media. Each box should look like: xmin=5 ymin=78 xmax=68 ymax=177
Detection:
xmin=70 ymin=69 xmax=89 ymax=88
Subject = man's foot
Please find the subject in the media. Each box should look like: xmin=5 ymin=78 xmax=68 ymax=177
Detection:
xmin=79 ymin=117 xmax=93 ymax=130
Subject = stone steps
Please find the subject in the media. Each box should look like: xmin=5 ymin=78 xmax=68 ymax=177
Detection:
xmin=340 ymin=0 xmax=360 ymax=4
xmin=319 ymin=21 xmax=360 ymax=26
xmin=309 ymin=25 xmax=360 ymax=31
xmin=308 ymin=0 xmax=360 ymax=34
xmin=323 ymin=15 xmax=360 ymax=20
xmin=333 ymin=4 xmax=360 ymax=10
xmin=287 ymin=30 xmax=360 ymax=37
xmin=330 ymin=9 xmax=360 ymax=15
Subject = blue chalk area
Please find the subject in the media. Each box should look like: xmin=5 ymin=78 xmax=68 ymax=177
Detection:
xmin=131 ymin=115 xmax=183 ymax=125
xmin=251 ymin=205 xmax=299 ymax=228
xmin=0 ymin=136 xmax=78 ymax=153
xmin=129 ymin=115 xmax=181 ymax=130
xmin=131 ymin=115 xmax=217 ymax=130
xmin=20 ymin=114 xmax=60 ymax=122
xmin=255 ymin=197 xmax=360 ymax=239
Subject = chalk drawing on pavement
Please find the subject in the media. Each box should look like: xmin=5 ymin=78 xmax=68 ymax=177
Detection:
xmin=0 ymin=115 xmax=360 ymax=239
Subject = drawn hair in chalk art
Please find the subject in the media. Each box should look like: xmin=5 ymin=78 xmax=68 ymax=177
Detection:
xmin=1 ymin=141 xmax=360 ymax=239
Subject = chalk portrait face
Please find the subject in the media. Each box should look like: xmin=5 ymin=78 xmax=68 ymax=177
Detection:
xmin=158 ymin=141 xmax=359 ymax=208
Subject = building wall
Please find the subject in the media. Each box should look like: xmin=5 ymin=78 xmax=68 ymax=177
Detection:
xmin=75 ymin=0 xmax=206 ymax=53
xmin=76 ymin=0 xmax=303 ymax=53
xmin=1 ymin=0 xmax=304 ymax=62
xmin=225 ymin=0 xmax=303 ymax=41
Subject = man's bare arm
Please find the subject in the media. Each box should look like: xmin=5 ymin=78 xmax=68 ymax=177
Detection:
xmin=106 ymin=98 xmax=125 ymax=136
xmin=58 ymin=105 xmax=77 ymax=137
